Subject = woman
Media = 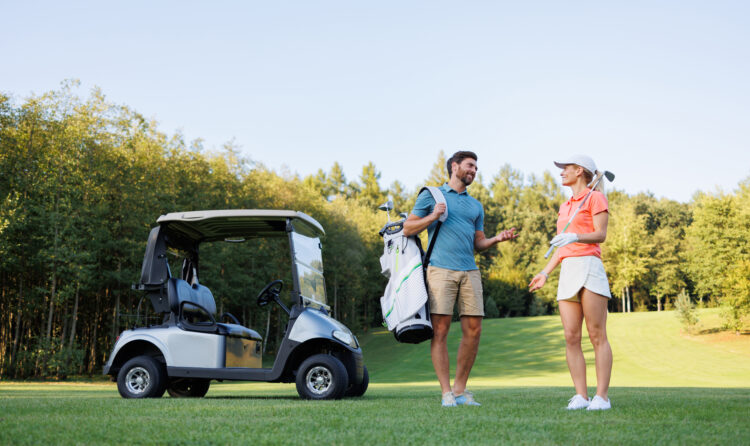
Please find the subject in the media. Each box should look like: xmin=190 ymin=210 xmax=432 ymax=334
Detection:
xmin=528 ymin=155 xmax=613 ymax=411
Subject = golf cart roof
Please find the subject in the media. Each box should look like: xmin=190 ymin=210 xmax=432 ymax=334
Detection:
xmin=156 ymin=210 xmax=325 ymax=241
xmin=138 ymin=210 xmax=324 ymax=289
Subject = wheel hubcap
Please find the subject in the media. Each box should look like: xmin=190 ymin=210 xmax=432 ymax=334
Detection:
xmin=305 ymin=366 xmax=332 ymax=395
xmin=125 ymin=367 xmax=150 ymax=394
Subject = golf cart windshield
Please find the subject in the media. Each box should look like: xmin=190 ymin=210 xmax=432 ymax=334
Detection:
xmin=291 ymin=232 xmax=327 ymax=307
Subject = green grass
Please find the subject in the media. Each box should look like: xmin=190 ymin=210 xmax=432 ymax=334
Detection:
xmin=361 ymin=308 xmax=750 ymax=387
xmin=1 ymin=309 xmax=749 ymax=445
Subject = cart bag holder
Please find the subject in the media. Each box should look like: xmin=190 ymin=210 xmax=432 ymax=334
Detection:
xmin=379 ymin=186 xmax=447 ymax=344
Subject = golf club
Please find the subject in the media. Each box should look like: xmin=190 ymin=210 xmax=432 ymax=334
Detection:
xmin=544 ymin=170 xmax=615 ymax=259
xmin=378 ymin=196 xmax=394 ymax=222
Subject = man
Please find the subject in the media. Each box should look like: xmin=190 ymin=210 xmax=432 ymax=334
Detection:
xmin=403 ymin=150 xmax=517 ymax=407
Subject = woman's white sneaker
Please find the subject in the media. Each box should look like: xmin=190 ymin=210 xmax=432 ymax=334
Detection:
xmin=587 ymin=395 xmax=611 ymax=410
xmin=566 ymin=394 xmax=590 ymax=410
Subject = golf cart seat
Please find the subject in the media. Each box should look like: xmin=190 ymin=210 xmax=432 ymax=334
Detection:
xmin=168 ymin=278 xmax=262 ymax=341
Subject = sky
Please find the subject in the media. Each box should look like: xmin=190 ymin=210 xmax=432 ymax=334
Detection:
xmin=2 ymin=1 xmax=749 ymax=203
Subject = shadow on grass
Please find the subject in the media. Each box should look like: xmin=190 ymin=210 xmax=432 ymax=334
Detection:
xmin=471 ymin=317 xmax=567 ymax=379
xmin=697 ymin=327 xmax=750 ymax=335
xmin=205 ymin=395 xmax=300 ymax=401
xmin=362 ymin=316 xmax=569 ymax=383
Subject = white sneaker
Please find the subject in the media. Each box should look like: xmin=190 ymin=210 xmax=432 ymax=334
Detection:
xmin=455 ymin=390 xmax=481 ymax=406
xmin=587 ymin=395 xmax=611 ymax=411
xmin=566 ymin=394 xmax=590 ymax=410
xmin=441 ymin=391 xmax=457 ymax=407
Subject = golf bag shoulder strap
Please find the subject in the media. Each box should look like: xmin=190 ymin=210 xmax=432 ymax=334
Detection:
xmin=420 ymin=186 xmax=448 ymax=222
xmin=419 ymin=186 xmax=447 ymax=266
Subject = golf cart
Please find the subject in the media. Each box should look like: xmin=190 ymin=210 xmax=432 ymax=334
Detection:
xmin=103 ymin=210 xmax=368 ymax=400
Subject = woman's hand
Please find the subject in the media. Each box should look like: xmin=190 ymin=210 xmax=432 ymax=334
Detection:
xmin=550 ymin=233 xmax=578 ymax=247
xmin=528 ymin=273 xmax=547 ymax=292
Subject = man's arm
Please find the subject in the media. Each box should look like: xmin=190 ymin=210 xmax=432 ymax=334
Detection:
xmin=402 ymin=203 xmax=446 ymax=236
xmin=474 ymin=228 xmax=518 ymax=251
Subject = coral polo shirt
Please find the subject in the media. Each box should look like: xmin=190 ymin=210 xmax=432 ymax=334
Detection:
xmin=556 ymin=188 xmax=609 ymax=261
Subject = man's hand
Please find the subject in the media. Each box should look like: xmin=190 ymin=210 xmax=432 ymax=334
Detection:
xmin=494 ymin=228 xmax=518 ymax=243
xmin=431 ymin=202 xmax=446 ymax=221
xmin=475 ymin=227 xmax=518 ymax=251
xmin=403 ymin=203 xmax=447 ymax=236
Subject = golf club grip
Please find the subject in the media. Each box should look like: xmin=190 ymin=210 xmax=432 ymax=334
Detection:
xmin=544 ymin=245 xmax=554 ymax=258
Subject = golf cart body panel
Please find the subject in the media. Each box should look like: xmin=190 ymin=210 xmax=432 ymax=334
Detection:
xmin=104 ymin=327 xmax=225 ymax=372
xmin=104 ymin=209 xmax=366 ymax=399
xmin=103 ymin=330 xmax=172 ymax=375
xmin=105 ymin=328 xmax=258 ymax=370
xmin=288 ymin=308 xmax=357 ymax=347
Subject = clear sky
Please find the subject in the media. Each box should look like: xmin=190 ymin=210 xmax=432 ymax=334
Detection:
xmin=2 ymin=1 xmax=748 ymax=203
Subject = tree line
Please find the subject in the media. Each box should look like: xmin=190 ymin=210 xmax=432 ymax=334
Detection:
xmin=1 ymin=83 xmax=748 ymax=379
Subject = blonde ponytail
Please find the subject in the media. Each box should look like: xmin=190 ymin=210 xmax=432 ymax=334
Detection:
xmin=582 ymin=169 xmax=604 ymax=192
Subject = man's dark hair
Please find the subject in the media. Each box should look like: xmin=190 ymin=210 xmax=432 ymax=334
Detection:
xmin=446 ymin=151 xmax=478 ymax=177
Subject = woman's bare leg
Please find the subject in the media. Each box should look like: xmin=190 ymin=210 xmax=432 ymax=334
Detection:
xmin=558 ymin=299 xmax=587 ymax=397
xmin=581 ymin=288 xmax=612 ymax=399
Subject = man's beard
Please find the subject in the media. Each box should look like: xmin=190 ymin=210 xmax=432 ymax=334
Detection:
xmin=456 ymin=167 xmax=475 ymax=186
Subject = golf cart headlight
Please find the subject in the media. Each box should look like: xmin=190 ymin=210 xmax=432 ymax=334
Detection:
xmin=333 ymin=330 xmax=353 ymax=346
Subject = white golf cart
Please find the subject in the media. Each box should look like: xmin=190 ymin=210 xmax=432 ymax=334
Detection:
xmin=103 ymin=210 xmax=368 ymax=400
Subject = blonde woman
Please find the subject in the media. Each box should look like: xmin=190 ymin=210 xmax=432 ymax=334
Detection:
xmin=528 ymin=155 xmax=613 ymax=411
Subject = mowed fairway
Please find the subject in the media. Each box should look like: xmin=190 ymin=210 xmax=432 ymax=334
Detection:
xmin=1 ymin=309 xmax=748 ymax=445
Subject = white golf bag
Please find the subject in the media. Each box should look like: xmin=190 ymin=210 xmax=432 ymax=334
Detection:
xmin=379 ymin=186 xmax=447 ymax=344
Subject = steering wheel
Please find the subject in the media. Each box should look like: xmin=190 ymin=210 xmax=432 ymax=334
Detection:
xmin=257 ymin=280 xmax=283 ymax=307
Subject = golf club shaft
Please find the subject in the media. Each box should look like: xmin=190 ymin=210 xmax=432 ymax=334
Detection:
xmin=544 ymin=173 xmax=605 ymax=259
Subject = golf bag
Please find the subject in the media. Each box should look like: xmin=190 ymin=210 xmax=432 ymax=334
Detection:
xmin=379 ymin=186 xmax=447 ymax=344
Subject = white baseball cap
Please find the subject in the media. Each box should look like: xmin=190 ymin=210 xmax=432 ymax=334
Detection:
xmin=554 ymin=155 xmax=598 ymax=176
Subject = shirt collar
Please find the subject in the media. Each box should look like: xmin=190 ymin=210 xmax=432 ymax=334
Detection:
xmin=568 ymin=188 xmax=591 ymax=203
xmin=441 ymin=183 xmax=468 ymax=195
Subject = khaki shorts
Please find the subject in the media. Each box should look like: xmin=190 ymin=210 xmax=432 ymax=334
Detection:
xmin=426 ymin=266 xmax=484 ymax=317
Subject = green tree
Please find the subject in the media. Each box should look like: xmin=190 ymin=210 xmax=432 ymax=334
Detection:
xmin=722 ymin=260 xmax=750 ymax=333
xmin=425 ymin=151 xmax=449 ymax=186
xmin=355 ymin=162 xmax=386 ymax=210
xmin=646 ymin=199 xmax=691 ymax=311
xmin=605 ymin=198 xmax=652 ymax=312
xmin=685 ymin=192 xmax=748 ymax=306
xmin=675 ymin=289 xmax=699 ymax=334
xmin=387 ymin=180 xmax=409 ymax=217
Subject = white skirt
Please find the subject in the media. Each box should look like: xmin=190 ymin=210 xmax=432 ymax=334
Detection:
xmin=557 ymin=256 xmax=612 ymax=301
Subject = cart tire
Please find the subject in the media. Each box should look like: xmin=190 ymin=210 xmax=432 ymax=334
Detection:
xmin=346 ymin=365 xmax=369 ymax=397
xmin=296 ymin=354 xmax=349 ymax=400
xmin=167 ymin=378 xmax=211 ymax=398
xmin=117 ymin=355 xmax=167 ymax=399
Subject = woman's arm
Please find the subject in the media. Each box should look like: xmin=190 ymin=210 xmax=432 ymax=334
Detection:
xmin=575 ymin=211 xmax=609 ymax=244
xmin=550 ymin=211 xmax=609 ymax=247
xmin=528 ymin=248 xmax=562 ymax=292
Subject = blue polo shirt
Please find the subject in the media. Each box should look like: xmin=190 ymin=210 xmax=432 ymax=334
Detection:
xmin=411 ymin=183 xmax=484 ymax=271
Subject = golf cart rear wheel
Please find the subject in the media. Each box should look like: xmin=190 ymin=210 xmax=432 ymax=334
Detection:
xmin=345 ymin=365 xmax=369 ymax=397
xmin=296 ymin=354 xmax=349 ymax=400
xmin=167 ymin=378 xmax=211 ymax=398
xmin=117 ymin=355 xmax=167 ymax=399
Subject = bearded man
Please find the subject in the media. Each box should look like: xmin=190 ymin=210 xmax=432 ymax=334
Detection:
xmin=403 ymin=150 xmax=517 ymax=407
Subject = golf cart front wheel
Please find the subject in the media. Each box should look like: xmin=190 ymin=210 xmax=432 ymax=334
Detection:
xmin=345 ymin=365 xmax=369 ymax=397
xmin=296 ymin=354 xmax=349 ymax=400
xmin=167 ymin=378 xmax=211 ymax=398
xmin=116 ymin=355 xmax=167 ymax=399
